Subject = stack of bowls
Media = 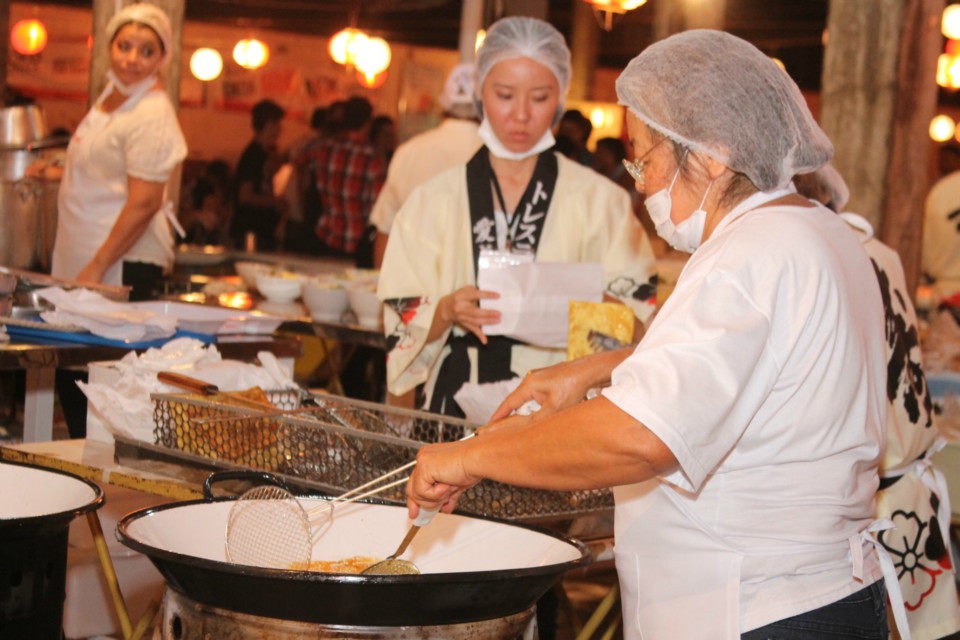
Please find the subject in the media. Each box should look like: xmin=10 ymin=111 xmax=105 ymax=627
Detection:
xmin=234 ymin=261 xmax=274 ymax=291
xmin=255 ymin=271 xmax=305 ymax=304
xmin=347 ymin=283 xmax=382 ymax=329
xmin=301 ymin=276 xmax=349 ymax=323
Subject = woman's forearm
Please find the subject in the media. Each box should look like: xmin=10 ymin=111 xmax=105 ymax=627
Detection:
xmin=425 ymin=294 xmax=454 ymax=343
xmin=80 ymin=178 xmax=165 ymax=281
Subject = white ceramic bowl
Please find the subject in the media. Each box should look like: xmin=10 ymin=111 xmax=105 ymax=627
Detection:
xmin=234 ymin=261 xmax=274 ymax=290
xmin=256 ymin=272 xmax=304 ymax=304
xmin=343 ymin=268 xmax=380 ymax=285
xmin=347 ymin=287 xmax=383 ymax=329
xmin=302 ymin=279 xmax=349 ymax=323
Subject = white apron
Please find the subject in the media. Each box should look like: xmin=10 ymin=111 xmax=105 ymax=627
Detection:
xmin=52 ymin=80 xmax=178 ymax=285
xmin=614 ymin=481 xmax=908 ymax=640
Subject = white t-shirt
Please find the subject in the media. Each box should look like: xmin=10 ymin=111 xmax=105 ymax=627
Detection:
xmin=369 ymin=118 xmax=481 ymax=234
xmin=603 ymin=201 xmax=887 ymax=633
xmin=53 ymin=88 xmax=187 ymax=285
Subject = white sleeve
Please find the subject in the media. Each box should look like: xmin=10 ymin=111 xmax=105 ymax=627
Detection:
xmin=603 ymin=269 xmax=778 ymax=491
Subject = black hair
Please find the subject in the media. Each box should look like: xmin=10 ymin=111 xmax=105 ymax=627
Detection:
xmin=191 ymin=177 xmax=215 ymax=209
xmin=342 ymin=97 xmax=373 ymax=131
xmin=369 ymin=115 xmax=394 ymax=143
xmin=595 ymin=137 xmax=626 ymax=163
xmin=553 ymin=134 xmax=578 ymax=160
xmin=561 ymin=109 xmax=593 ymax=140
xmin=251 ymin=99 xmax=285 ymax=131
xmin=310 ymin=107 xmax=328 ymax=131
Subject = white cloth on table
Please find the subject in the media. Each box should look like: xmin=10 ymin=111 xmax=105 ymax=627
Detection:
xmin=603 ymin=198 xmax=887 ymax=637
xmin=37 ymin=286 xmax=176 ymax=341
xmin=79 ymin=339 xmax=296 ymax=442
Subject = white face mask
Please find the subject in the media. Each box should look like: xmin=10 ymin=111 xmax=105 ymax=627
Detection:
xmin=644 ymin=165 xmax=714 ymax=254
xmin=477 ymin=117 xmax=556 ymax=161
xmin=106 ymin=69 xmax=157 ymax=97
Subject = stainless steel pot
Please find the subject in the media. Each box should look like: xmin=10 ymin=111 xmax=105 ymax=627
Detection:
xmin=0 ymin=105 xmax=65 ymax=270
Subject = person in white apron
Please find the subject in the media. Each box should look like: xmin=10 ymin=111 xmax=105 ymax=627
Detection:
xmin=51 ymin=2 xmax=187 ymax=301
xmin=405 ymin=30 xmax=894 ymax=640
xmin=795 ymin=166 xmax=960 ymax=640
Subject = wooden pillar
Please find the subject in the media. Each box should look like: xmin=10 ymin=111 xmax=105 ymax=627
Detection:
xmin=569 ymin=0 xmax=599 ymax=102
xmin=89 ymin=0 xmax=184 ymax=109
xmin=0 ymin=0 xmax=9 ymax=103
xmin=504 ymin=0 xmax=547 ymax=20
xmin=654 ymin=0 xmax=726 ymax=42
xmin=819 ymin=0 xmax=941 ymax=294
xmin=459 ymin=0 xmax=484 ymax=63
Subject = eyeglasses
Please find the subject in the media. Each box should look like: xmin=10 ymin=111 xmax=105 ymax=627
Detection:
xmin=622 ymin=138 xmax=667 ymax=189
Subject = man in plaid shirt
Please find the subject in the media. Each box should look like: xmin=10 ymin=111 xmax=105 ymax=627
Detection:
xmin=310 ymin=97 xmax=387 ymax=263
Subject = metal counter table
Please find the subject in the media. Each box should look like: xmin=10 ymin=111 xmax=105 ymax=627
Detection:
xmin=0 ymin=333 xmax=302 ymax=443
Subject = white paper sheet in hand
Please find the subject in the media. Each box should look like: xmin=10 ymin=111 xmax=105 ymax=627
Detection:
xmin=477 ymin=262 xmax=603 ymax=348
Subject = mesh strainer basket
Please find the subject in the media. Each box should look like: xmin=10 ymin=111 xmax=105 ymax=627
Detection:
xmin=151 ymin=392 xmax=614 ymax=522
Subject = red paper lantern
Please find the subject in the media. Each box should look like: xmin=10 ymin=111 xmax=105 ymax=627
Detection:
xmin=11 ymin=19 xmax=48 ymax=56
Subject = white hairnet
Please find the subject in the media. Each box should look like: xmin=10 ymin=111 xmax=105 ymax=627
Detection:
xmin=475 ymin=16 xmax=571 ymax=116
xmin=804 ymin=163 xmax=850 ymax=211
xmin=106 ymin=2 xmax=173 ymax=66
xmin=616 ymin=29 xmax=832 ymax=191
xmin=439 ymin=63 xmax=478 ymax=118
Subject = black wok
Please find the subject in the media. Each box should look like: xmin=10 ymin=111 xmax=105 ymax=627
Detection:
xmin=116 ymin=490 xmax=590 ymax=626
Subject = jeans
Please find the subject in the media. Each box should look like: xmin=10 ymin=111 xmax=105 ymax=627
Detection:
xmin=741 ymin=581 xmax=889 ymax=639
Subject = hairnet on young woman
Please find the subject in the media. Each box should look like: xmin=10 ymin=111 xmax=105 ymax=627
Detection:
xmin=615 ymin=29 xmax=833 ymax=191
xmin=105 ymin=2 xmax=173 ymax=66
xmin=474 ymin=16 xmax=571 ymax=116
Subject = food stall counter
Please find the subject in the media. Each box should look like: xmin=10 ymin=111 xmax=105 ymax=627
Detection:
xmin=0 ymin=333 xmax=302 ymax=443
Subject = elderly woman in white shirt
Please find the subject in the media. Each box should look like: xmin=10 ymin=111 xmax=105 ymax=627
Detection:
xmin=405 ymin=30 xmax=894 ymax=640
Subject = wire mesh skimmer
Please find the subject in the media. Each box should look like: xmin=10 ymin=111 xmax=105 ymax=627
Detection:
xmin=224 ymin=459 xmax=417 ymax=570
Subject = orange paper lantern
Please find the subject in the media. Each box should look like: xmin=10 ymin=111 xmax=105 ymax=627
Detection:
xmin=11 ymin=19 xmax=48 ymax=56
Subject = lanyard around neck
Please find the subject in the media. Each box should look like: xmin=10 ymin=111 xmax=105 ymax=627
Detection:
xmin=489 ymin=173 xmax=523 ymax=251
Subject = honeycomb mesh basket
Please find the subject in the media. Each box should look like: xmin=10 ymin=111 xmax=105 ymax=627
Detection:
xmin=151 ymin=391 xmax=614 ymax=522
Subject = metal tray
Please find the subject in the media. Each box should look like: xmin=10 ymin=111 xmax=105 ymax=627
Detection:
xmin=141 ymin=391 xmax=614 ymax=523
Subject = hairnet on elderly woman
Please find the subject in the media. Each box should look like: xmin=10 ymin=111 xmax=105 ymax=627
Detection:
xmin=615 ymin=29 xmax=832 ymax=191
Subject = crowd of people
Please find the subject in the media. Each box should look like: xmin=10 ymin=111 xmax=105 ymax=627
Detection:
xmin=25 ymin=3 xmax=960 ymax=638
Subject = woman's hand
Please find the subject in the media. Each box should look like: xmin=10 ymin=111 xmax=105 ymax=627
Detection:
xmin=490 ymin=347 xmax=634 ymax=422
xmin=406 ymin=439 xmax=482 ymax=518
xmin=490 ymin=362 xmax=592 ymax=423
xmin=435 ymin=285 xmax=500 ymax=344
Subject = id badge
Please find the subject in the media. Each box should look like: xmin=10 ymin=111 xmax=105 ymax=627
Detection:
xmin=478 ymin=247 xmax=534 ymax=271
